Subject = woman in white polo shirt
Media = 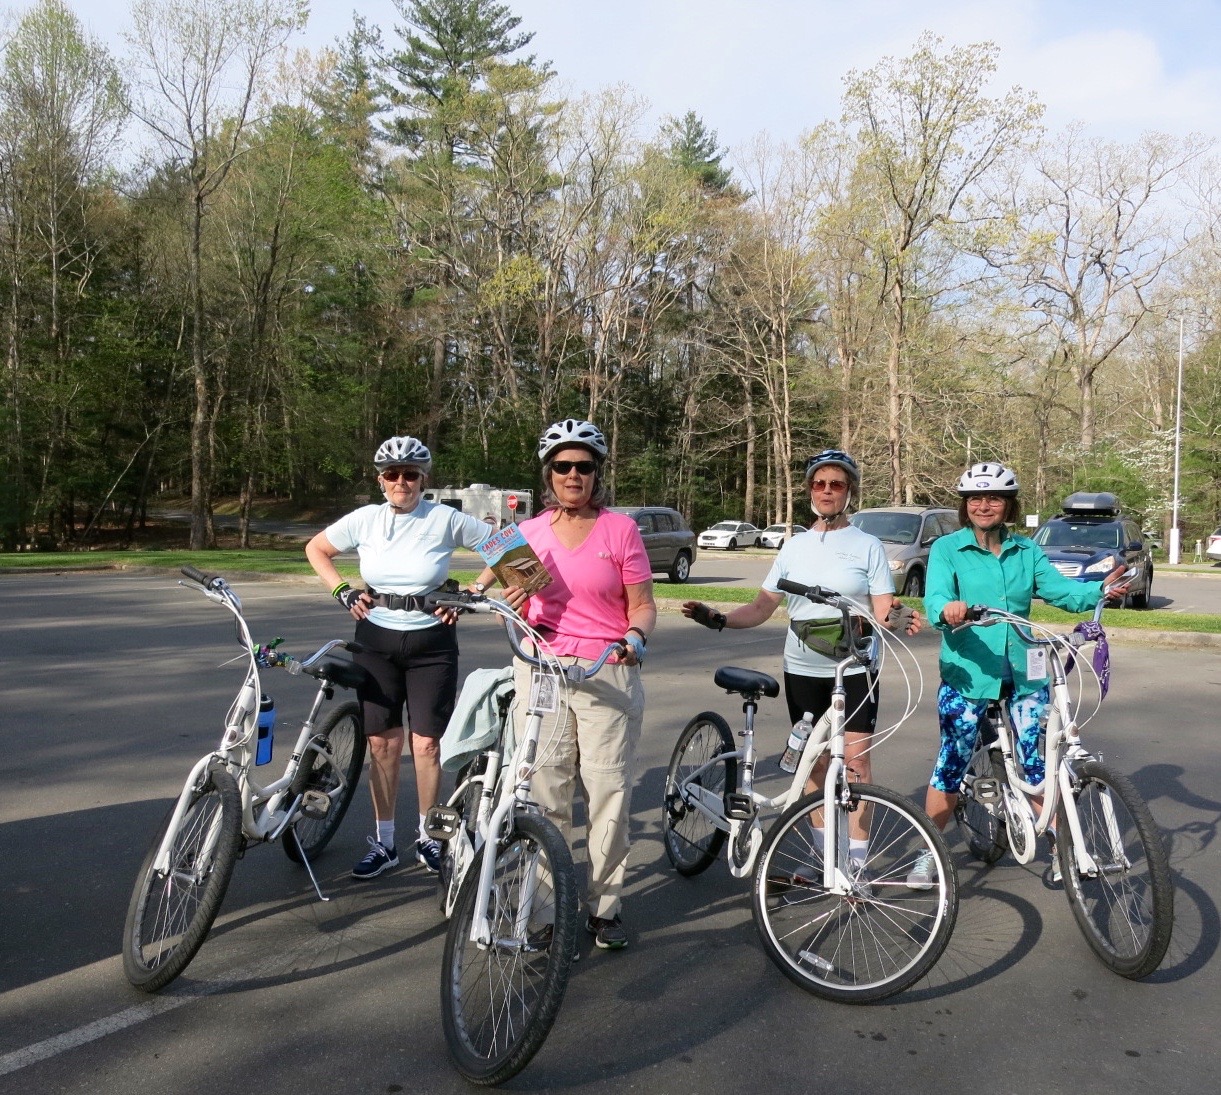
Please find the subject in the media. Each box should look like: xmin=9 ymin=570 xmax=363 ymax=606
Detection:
xmin=305 ymin=436 xmax=491 ymax=880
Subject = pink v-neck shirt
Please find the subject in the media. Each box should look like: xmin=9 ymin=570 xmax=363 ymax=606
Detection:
xmin=516 ymin=508 xmax=652 ymax=659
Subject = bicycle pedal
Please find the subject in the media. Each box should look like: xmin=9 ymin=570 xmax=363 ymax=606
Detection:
xmin=424 ymin=805 xmax=462 ymax=842
xmin=300 ymin=789 xmax=331 ymax=820
xmin=723 ymin=793 xmax=755 ymax=821
xmin=973 ymin=777 xmax=1001 ymax=805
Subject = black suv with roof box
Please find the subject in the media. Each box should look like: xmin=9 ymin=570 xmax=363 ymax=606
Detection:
xmin=1031 ymin=492 xmax=1154 ymax=608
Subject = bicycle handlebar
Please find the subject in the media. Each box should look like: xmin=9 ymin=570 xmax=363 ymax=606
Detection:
xmin=426 ymin=588 xmax=626 ymax=680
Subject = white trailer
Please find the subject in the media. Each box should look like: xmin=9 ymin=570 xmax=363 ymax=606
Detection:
xmin=422 ymin=483 xmax=534 ymax=527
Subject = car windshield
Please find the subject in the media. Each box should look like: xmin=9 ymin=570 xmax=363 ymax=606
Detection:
xmin=710 ymin=522 xmax=739 ymax=532
xmin=1034 ymin=521 xmax=1122 ymax=550
xmin=765 ymin=526 xmax=785 ymax=534
xmin=851 ymin=512 xmax=921 ymax=545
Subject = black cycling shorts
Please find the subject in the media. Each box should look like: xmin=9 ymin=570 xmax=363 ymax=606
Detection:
xmin=783 ymin=671 xmax=879 ymax=736
xmin=353 ymin=619 xmax=459 ymax=739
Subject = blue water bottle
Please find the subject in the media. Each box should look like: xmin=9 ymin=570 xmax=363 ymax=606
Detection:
xmin=255 ymin=693 xmax=276 ymax=765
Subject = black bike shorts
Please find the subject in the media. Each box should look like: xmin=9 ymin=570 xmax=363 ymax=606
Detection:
xmin=783 ymin=670 xmax=879 ymax=736
xmin=353 ymin=619 xmax=459 ymax=739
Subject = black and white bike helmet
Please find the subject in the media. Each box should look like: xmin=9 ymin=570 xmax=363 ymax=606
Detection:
xmin=804 ymin=448 xmax=860 ymax=485
xmin=374 ymin=435 xmax=432 ymax=474
xmin=537 ymin=419 xmax=608 ymax=463
xmin=956 ymin=461 xmax=1018 ymax=495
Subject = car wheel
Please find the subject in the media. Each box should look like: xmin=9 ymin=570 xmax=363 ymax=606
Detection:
xmin=668 ymin=552 xmax=691 ymax=584
xmin=902 ymin=568 xmax=924 ymax=597
xmin=728 ymin=538 xmax=737 ymax=551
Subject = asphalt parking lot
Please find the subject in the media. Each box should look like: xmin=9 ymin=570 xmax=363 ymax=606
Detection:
xmin=1 ymin=572 xmax=1218 ymax=1094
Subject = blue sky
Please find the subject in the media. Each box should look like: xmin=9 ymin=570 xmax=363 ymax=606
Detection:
xmin=60 ymin=0 xmax=1221 ymax=152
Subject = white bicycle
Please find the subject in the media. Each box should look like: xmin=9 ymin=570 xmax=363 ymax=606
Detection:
xmin=122 ymin=567 xmax=368 ymax=991
xmin=662 ymin=582 xmax=958 ymax=1002
xmin=422 ymin=590 xmax=623 ymax=1086
xmin=952 ymin=588 xmax=1173 ymax=979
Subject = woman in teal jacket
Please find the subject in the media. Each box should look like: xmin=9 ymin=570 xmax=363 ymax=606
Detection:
xmin=907 ymin=462 xmax=1125 ymax=887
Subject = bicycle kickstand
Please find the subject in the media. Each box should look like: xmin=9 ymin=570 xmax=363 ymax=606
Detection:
xmin=287 ymin=827 xmax=332 ymax=902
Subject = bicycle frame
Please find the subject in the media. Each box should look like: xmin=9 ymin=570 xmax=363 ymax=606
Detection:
xmin=151 ymin=569 xmax=362 ymax=900
xmin=960 ymin=596 xmax=1119 ymax=877
xmin=428 ymin=592 xmax=622 ymax=947
xmin=675 ymin=586 xmax=886 ymax=884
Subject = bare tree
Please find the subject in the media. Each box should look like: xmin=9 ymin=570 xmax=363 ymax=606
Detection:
xmin=126 ymin=0 xmax=305 ymax=548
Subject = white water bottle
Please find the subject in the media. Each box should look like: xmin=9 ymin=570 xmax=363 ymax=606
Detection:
xmin=779 ymin=712 xmax=815 ymax=773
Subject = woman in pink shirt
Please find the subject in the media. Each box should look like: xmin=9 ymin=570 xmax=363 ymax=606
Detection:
xmin=474 ymin=419 xmax=656 ymax=951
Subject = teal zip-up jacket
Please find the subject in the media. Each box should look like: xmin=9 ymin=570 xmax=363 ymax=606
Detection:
xmin=925 ymin=526 xmax=1104 ymax=701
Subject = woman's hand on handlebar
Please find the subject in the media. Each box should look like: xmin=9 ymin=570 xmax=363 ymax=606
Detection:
xmin=939 ymin=599 xmax=971 ymax=628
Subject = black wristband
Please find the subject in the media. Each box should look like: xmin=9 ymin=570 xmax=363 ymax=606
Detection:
xmin=714 ymin=611 xmax=726 ymax=631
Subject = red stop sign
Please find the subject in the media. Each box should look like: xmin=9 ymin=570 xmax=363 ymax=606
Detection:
xmin=507 ymin=494 xmax=519 ymax=511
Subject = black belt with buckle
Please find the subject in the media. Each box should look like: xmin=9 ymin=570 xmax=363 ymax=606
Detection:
xmin=366 ymin=588 xmax=429 ymax=612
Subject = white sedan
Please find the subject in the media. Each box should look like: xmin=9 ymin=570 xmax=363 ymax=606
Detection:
xmin=1207 ymin=527 xmax=1221 ymax=562
xmin=759 ymin=524 xmax=806 ymax=549
xmin=698 ymin=521 xmax=763 ymax=550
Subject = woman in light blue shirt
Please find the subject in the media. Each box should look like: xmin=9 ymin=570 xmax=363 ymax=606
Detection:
xmin=306 ymin=436 xmax=491 ymax=881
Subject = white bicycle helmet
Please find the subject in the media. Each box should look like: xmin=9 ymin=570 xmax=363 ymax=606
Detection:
xmin=804 ymin=448 xmax=860 ymax=485
xmin=374 ymin=435 xmax=432 ymax=474
xmin=957 ymin=461 xmax=1018 ymax=495
xmin=537 ymin=419 xmax=608 ymax=463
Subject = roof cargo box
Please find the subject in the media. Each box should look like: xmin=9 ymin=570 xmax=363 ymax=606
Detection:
xmin=1061 ymin=491 xmax=1120 ymax=516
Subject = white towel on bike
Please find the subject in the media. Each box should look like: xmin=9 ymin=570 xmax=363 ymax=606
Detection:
xmin=439 ymin=665 xmax=516 ymax=772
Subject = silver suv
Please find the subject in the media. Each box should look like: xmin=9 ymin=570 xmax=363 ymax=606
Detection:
xmin=849 ymin=506 xmax=960 ymax=597
xmin=610 ymin=506 xmax=698 ymax=583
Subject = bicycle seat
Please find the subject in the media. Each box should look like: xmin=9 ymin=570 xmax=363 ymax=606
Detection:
xmin=309 ymin=658 xmax=373 ymax=691
xmin=713 ymin=666 xmax=780 ymax=699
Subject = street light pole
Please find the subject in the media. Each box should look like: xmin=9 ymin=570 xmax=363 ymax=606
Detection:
xmin=1169 ymin=313 xmax=1185 ymax=565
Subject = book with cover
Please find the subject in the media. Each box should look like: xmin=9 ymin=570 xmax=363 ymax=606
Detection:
xmin=476 ymin=523 xmax=553 ymax=596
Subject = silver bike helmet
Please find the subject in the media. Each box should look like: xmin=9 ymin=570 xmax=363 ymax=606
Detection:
xmin=537 ymin=419 xmax=608 ymax=463
xmin=956 ymin=461 xmax=1018 ymax=495
xmin=804 ymin=448 xmax=860 ymax=485
xmin=374 ymin=435 xmax=432 ymax=474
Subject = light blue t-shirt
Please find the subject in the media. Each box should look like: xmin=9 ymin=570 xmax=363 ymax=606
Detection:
xmin=325 ymin=500 xmax=492 ymax=631
xmin=763 ymin=524 xmax=894 ymax=677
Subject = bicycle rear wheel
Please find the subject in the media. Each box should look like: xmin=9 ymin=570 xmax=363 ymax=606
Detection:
xmin=662 ymin=712 xmax=737 ymax=876
xmin=283 ymin=701 xmax=366 ymax=863
xmin=1058 ymin=760 xmax=1173 ymax=979
xmin=753 ymin=786 xmax=958 ymax=1003
xmin=955 ymin=747 xmax=1009 ymax=864
xmin=122 ymin=761 xmax=242 ymax=991
xmin=441 ymin=812 xmax=578 ymax=1086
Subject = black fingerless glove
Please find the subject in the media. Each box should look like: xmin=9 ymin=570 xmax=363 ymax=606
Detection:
xmin=691 ymin=603 xmax=726 ymax=631
xmin=333 ymin=583 xmax=363 ymax=611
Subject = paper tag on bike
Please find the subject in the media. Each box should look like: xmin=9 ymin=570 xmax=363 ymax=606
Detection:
xmin=1026 ymin=647 xmax=1047 ymax=680
xmin=529 ymin=668 xmax=559 ymax=713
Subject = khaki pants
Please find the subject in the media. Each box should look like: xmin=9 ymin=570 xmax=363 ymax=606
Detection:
xmin=512 ymin=657 xmax=644 ymax=921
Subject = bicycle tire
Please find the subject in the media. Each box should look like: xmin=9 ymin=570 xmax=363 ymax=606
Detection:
xmin=440 ymin=812 xmax=578 ymax=1085
xmin=1058 ymin=760 xmax=1174 ymax=979
xmin=752 ymin=785 xmax=959 ymax=1003
xmin=283 ymin=702 xmax=366 ymax=863
xmin=122 ymin=761 xmax=243 ymax=991
xmin=955 ymin=747 xmax=1009 ymax=864
xmin=662 ymin=711 xmax=737 ymax=876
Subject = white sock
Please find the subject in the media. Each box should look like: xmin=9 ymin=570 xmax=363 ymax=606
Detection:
xmin=377 ymin=821 xmax=395 ymax=849
xmin=849 ymin=838 xmax=869 ymax=867
xmin=419 ymin=813 xmax=428 ymax=842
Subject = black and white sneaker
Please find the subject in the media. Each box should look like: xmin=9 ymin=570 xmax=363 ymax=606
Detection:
xmin=416 ymin=837 xmax=442 ymax=874
xmin=352 ymin=838 xmax=398 ymax=879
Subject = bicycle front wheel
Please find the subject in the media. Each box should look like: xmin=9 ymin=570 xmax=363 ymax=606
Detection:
xmin=662 ymin=711 xmax=737 ymax=876
xmin=753 ymin=785 xmax=959 ymax=1003
xmin=1058 ymin=760 xmax=1173 ymax=979
xmin=122 ymin=762 xmax=243 ymax=991
xmin=284 ymin=701 xmax=366 ymax=863
xmin=955 ymin=747 xmax=1009 ymax=864
xmin=440 ymin=812 xmax=578 ymax=1086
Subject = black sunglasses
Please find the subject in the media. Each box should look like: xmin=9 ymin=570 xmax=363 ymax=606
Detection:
xmin=551 ymin=459 xmax=597 ymax=475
